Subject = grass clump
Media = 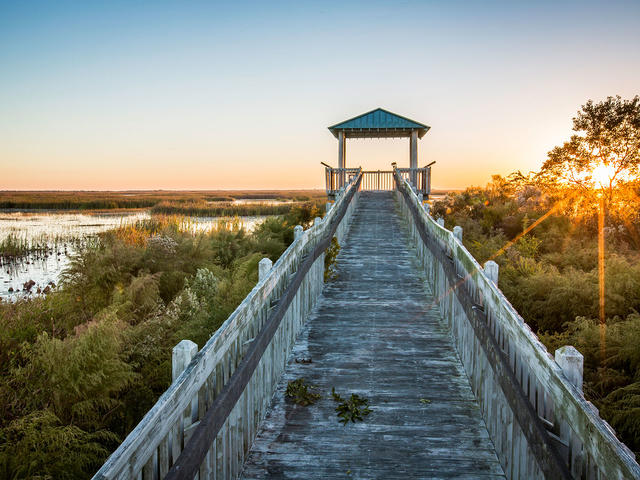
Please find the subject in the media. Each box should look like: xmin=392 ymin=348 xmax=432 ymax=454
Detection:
xmin=285 ymin=378 xmax=320 ymax=406
xmin=324 ymin=236 xmax=340 ymax=281
xmin=331 ymin=388 xmax=372 ymax=425
xmin=0 ymin=233 xmax=31 ymax=259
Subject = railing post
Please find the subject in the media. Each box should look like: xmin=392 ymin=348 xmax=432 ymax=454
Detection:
xmin=436 ymin=218 xmax=445 ymax=227
xmin=453 ymin=226 xmax=463 ymax=243
xmin=172 ymin=340 xmax=199 ymax=429
xmin=294 ymin=225 xmax=303 ymax=241
xmin=418 ymin=193 xmax=423 ymax=204
xmin=326 ymin=202 xmax=332 ymax=213
xmin=259 ymin=258 xmax=273 ymax=281
xmin=555 ymin=346 xmax=584 ymax=393
xmin=484 ymin=260 xmax=499 ymax=285
xmin=172 ymin=339 xmax=198 ymax=382
xmin=314 ymin=216 xmax=323 ymax=227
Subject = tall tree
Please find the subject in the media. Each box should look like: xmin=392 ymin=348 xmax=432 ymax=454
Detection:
xmin=540 ymin=96 xmax=640 ymax=203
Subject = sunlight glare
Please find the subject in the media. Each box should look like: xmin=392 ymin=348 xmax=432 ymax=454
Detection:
xmin=591 ymin=163 xmax=616 ymax=188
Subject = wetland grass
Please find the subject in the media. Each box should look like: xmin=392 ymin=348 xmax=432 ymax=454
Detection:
xmin=0 ymin=189 xmax=326 ymax=211
xmin=0 ymin=232 xmax=77 ymax=262
xmin=150 ymin=200 xmax=320 ymax=217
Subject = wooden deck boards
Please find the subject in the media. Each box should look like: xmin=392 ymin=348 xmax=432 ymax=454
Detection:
xmin=240 ymin=191 xmax=505 ymax=479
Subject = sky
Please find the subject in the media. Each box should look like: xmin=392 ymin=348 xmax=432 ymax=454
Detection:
xmin=1 ymin=0 xmax=639 ymax=190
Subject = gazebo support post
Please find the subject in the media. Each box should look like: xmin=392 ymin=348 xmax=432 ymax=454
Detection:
xmin=338 ymin=131 xmax=346 ymax=187
xmin=410 ymin=129 xmax=418 ymax=187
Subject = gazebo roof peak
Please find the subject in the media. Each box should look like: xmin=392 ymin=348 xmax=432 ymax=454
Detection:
xmin=328 ymin=108 xmax=430 ymax=139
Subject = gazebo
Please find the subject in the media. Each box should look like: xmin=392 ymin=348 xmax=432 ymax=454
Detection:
xmin=328 ymin=108 xmax=430 ymax=188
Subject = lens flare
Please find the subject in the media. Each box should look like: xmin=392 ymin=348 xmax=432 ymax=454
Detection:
xmin=598 ymin=195 xmax=606 ymax=362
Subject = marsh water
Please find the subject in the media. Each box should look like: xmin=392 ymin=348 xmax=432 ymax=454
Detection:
xmin=0 ymin=211 xmax=267 ymax=300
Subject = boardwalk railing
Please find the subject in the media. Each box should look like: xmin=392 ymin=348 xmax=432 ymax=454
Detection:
xmin=394 ymin=170 xmax=640 ymax=480
xmin=93 ymin=171 xmax=362 ymax=480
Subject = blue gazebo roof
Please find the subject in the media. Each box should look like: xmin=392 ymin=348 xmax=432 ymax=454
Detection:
xmin=328 ymin=108 xmax=430 ymax=139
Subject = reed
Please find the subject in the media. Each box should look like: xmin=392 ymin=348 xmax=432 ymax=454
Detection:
xmin=0 ymin=233 xmax=31 ymax=258
xmin=0 ymin=232 xmax=80 ymax=261
xmin=0 ymin=190 xmax=326 ymax=211
xmin=150 ymin=200 xmax=304 ymax=217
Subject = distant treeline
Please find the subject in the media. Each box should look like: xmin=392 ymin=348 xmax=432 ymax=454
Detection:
xmin=0 ymin=190 xmax=326 ymax=211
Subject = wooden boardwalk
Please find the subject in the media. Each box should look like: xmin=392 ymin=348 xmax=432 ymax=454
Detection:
xmin=240 ymin=192 xmax=506 ymax=479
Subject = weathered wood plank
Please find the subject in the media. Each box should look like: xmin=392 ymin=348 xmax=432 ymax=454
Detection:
xmin=240 ymin=192 xmax=505 ymax=479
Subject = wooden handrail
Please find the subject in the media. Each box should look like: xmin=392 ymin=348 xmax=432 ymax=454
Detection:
xmin=394 ymin=171 xmax=640 ymax=479
xmin=396 ymin=172 xmax=571 ymax=479
xmin=93 ymin=173 xmax=363 ymax=480
xmin=166 ymin=173 xmax=363 ymax=479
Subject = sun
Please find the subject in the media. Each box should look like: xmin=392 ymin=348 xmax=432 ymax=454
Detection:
xmin=591 ymin=163 xmax=616 ymax=187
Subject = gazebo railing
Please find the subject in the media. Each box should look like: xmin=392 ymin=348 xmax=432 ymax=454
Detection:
xmin=323 ymin=165 xmax=361 ymax=193
xmin=324 ymin=164 xmax=432 ymax=196
xmin=396 ymin=166 xmax=431 ymax=195
xmin=360 ymin=170 xmax=395 ymax=191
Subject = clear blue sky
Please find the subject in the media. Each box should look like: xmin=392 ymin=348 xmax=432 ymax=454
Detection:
xmin=1 ymin=1 xmax=639 ymax=189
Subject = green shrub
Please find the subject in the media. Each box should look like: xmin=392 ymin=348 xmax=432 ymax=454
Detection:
xmin=600 ymin=383 xmax=640 ymax=454
xmin=324 ymin=237 xmax=340 ymax=281
xmin=0 ymin=409 xmax=119 ymax=480
xmin=6 ymin=316 xmax=134 ymax=427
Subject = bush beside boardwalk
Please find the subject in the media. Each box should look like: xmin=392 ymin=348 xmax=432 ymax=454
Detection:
xmin=432 ymin=174 xmax=640 ymax=457
xmin=0 ymin=202 xmax=321 ymax=479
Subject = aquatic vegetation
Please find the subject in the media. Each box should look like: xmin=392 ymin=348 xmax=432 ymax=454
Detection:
xmin=150 ymin=199 xmax=323 ymax=217
xmin=0 ymin=231 xmax=82 ymax=263
xmin=0 ymin=233 xmax=31 ymax=258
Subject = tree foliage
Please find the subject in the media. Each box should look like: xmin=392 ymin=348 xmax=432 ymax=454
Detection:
xmin=539 ymin=95 xmax=640 ymax=210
